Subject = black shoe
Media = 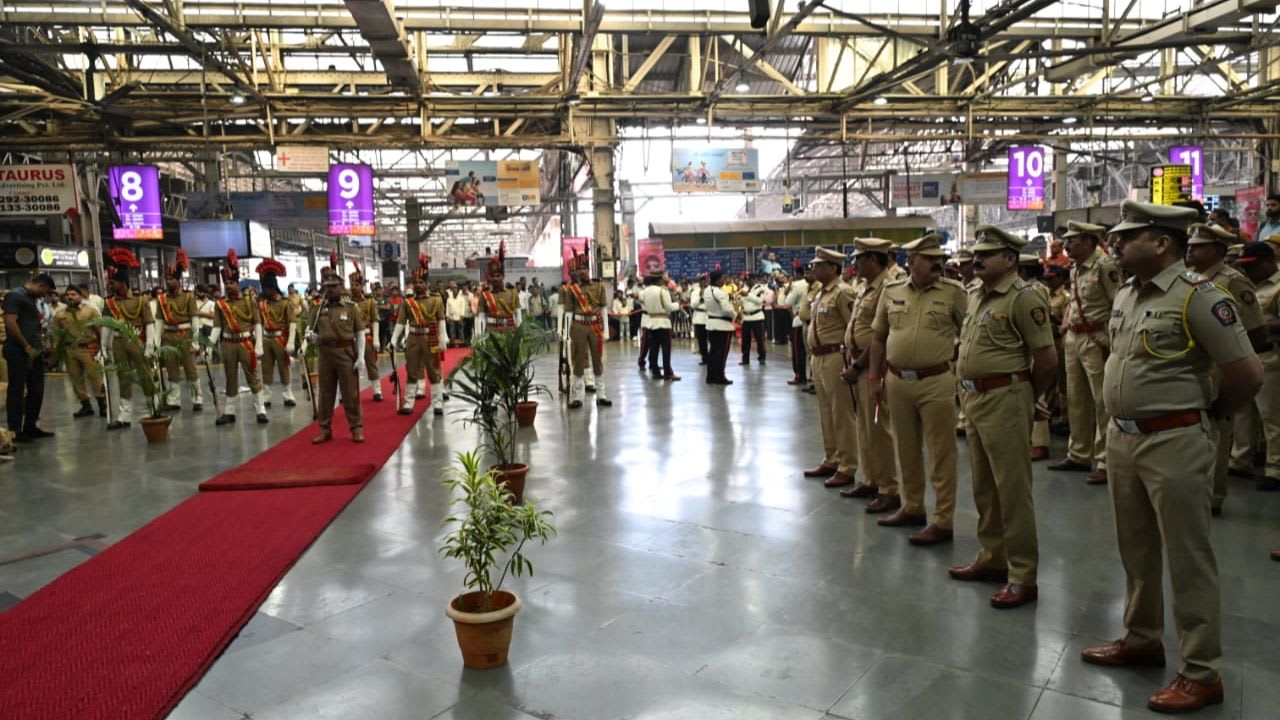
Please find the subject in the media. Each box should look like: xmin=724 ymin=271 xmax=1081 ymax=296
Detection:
xmin=256 ymin=413 xmax=269 ymax=425
xmin=433 ymin=407 xmax=444 ymax=416
xmin=372 ymin=394 xmax=383 ymax=403
xmin=739 ymin=360 xmax=749 ymax=366
xmin=283 ymin=399 xmax=296 ymax=408
xmin=264 ymin=401 xmax=272 ymax=408
xmin=1257 ymin=476 xmax=1280 ymax=492
xmin=586 ymin=386 xmax=596 ymax=393
xmin=707 ymin=378 xmax=733 ymax=386
xmin=162 ymin=404 xmax=181 ymax=413
xmin=569 ymin=400 xmax=583 ymax=409
xmin=25 ymin=428 xmax=54 ymax=439
xmin=97 ymin=399 xmax=107 ymax=417
xmin=397 ymin=407 xmax=413 ymax=416
xmin=597 ymin=398 xmax=613 ymax=407
xmin=192 ymin=404 xmax=203 ymax=413
xmin=106 ymin=421 xmax=130 ymax=431
xmin=74 ymin=403 xmax=95 ymax=418
xmin=13 ymin=433 xmax=33 ymax=443
xmin=215 ymin=414 xmax=236 ymax=426
xmin=758 ymin=358 xmax=766 ymax=364
xmin=443 ymin=393 xmax=451 ymax=401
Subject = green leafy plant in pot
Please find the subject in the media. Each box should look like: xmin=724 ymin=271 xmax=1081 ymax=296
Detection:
xmin=440 ymin=450 xmax=555 ymax=669
xmin=90 ymin=316 xmax=182 ymax=442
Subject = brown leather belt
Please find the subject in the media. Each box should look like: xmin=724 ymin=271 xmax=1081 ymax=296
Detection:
xmin=1070 ymin=322 xmax=1105 ymax=333
xmin=960 ymin=371 xmax=1031 ymax=393
xmin=811 ymin=343 xmax=842 ymax=356
xmin=1113 ymin=410 xmax=1204 ymax=435
xmin=887 ymin=361 xmax=951 ymax=381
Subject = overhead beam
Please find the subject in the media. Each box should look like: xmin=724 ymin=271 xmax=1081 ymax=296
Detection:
xmin=621 ymin=34 xmax=676 ymax=93
xmin=708 ymin=0 xmax=824 ymax=101
xmin=719 ymin=35 xmax=806 ymax=95
xmin=342 ymin=0 xmax=422 ymax=101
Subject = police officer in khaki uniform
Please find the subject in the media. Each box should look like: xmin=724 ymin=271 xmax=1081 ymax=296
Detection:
xmin=561 ymin=252 xmax=614 ymax=406
xmin=307 ymin=271 xmax=367 ymax=443
xmin=1183 ymin=222 xmax=1267 ymax=515
xmin=800 ymin=265 xmax=823 ymax=394
xmin=391 ymin=260 xmax=448 ymax=416
xmin=51 ymin=285 xmax=105 ymax=418
xmin=802 ymin=247 xmax=859 ymax=487
xmin=1234 ymin=241 xmax=1280 ymax=491
xmin=867 ymin=234 xmax=967 ymax=544
xmin=954 ymin=248 xmax=979 ymax=435
xmin=1050 ymin=221 xmax=1122 ymax=483
xmin=1019 ymin=254 xmax=1056 ymax=461
xmin=348 ymin=265 xmax=382 ymax=402
xmin=950 ymin=226 xmax=1057 ymax=610
xmin=1082 ymin=201 xmax=1262 ymax=714
xmin=256 ymin=258 xmax=299 ymax=409
xmin=839 ymin=238 xmax=900 ymax=506
xmin=211 ymin=251 xmax=268 ymax=426
xmin=156 ymin=250 xmax=204 ymax=413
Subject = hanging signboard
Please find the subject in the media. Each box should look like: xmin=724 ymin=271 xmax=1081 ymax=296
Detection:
xmin=1007 ymin=146 xmax=1046 ymax=211
xmin=276 ymin=145 xmax=330 ymax=173
xmin=1150 ymin=164 xmax=1194 ymax=205
xmin=1236 ymin=185 xmax=1266 ymax=240
xmin=38 ymin=245 xmax=91 ymax=270
xmin=327 ymin=163 xmax=375 ymax=236
xmin=1168 ymin=146 xmax=1204 ymax=200
xmin=890 ymin=173 xmax=964 ymax=207
xmin=671 ymin=148 xmax=761 ymax=193
xmin=108 ymin=165 xmax=164 ymax=239
xmin=636 ymin=238 xmax=665 ymax=275
xmin=445 ymin=160 xmax=542 ymax=207
xmin=0 ymin=164 xmax=79 ymax=216
xmin=663 ymin=248 xmax=748 ymax=279
xmin=961 ymin=172 xmax=1009 ymax=205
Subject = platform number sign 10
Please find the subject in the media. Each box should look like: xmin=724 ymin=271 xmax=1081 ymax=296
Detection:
xmin=1007 ymin=146 xmax=1046 ymax=211
xmin=327 ymin=163 xmax=375 ymax=236
xmin=107 ymin=165 xmax=163 ymax=240
xmin=1169 ymin=146 xmax=1204 ymax=200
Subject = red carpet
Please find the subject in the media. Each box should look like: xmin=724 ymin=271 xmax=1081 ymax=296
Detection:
xmin=198 ymin=464 xmax=376 ymax=491
xmin=0 ymin=349 xmax=468 ymax=720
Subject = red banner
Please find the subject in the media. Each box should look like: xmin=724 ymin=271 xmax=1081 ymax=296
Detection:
xmin=637 ymin=237 xmax=665 ymax=275
xmin=561 ymin=236 xmax=590 ymax=282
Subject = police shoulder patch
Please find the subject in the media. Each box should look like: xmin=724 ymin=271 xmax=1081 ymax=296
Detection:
xmin=1211 ymin=300 xmax=1238 ymax=326
xmin=1241 ymin=289 xmax=1257 ymax=306
xmin=1108 ymin=270 xmax=1121 ymax=285
xmin=1030 ymin=306 xmax=1047 ymax=326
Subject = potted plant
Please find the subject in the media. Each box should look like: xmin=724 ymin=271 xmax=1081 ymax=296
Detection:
xmin=440 ymin=450 xmax=555 ymax=669
xmin=91 ymin=317 xmax=181 ymax=443
xmin=512 ymin=320 xmax=551 ymax=426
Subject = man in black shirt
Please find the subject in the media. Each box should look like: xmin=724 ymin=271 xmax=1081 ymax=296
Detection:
xmin=3 ymin=273 xmax=56 ymax=441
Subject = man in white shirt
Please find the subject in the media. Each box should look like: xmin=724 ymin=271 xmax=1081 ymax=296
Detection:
xmin=690 ymin=274 xmax=709 ymax=364
xmin=779 ymin=264 xmax=810 ymax=385
xmin=739 ymin=274 xmax=767 ymax=366
xmin=446 ymin=283 xmax=468 ymax=346
xmin=640 ymin=272 xmax=680 ymax=380
xmin=703 ymin=270 xmax=735 ymax=385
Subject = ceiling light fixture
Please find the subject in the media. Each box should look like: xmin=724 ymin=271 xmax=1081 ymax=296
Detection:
xmin=229 ymin=93 xmax=246 ymax=105
xmin=696 ymin=117 xmax=707 ymax=125
xmin=735 ymin=82 xmax=750 ymax=93
xmin=1062 ymin=116 xmax=1078 ymax=124
xmin=1140 ymin=92 xmax=1154 ymax=103
xmin=873 ymin=96 xmax=888 ymax=106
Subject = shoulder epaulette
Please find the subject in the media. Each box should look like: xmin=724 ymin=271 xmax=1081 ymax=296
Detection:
xmin=938 ymin=277 xmax=965 ymax=289
xmin=884 ymin=277 xmax=909 ymax=288
xmin=1181 ymin=270 xmax=1210 ymax=285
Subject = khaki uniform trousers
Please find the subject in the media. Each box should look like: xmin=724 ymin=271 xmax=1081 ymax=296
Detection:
xmin=261 ymin=337 xmax=292 ymax=385
xmin=405 ymin=335 xmax=442 ymax=384
xmin=886 ymin=371 xmax=958 ymax=527
xmin=812 ymin=352 xmax=858 ymax=476
xmin=221 ymin=341 xmax=262 ymax=396
xmin=363 ymin=338 xmax=379 ymax=382
xmin=854 ymin=374 xmax=897 ymax=496
xmin=1064 ymin=330 xmax=1108 ymax=468
xmin=962 ymin=380 xmax=1039 ymax=585
xmin=1254 ymin=355 xmax=1280 ymax=479
xmin=1106 ymin=421 xmax=1221 ymax=683
xmin=1228 ymin=404 xmax=1260 ymax=474
xmin=162 ymin=330 xmax=199 ymax=385
xmin=570 ymin=321 xmax=604 ymax=377
xmin=111 ymin=336 xmax=148 ymax=400
xmin=318 ymin=343 xmax=362 ymax=432
xmin=66 ymin=346 xmax=104 ymax=401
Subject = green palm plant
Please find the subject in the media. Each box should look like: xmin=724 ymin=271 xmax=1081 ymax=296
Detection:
xmin=89 ymin=316 xmax=181 ymax=419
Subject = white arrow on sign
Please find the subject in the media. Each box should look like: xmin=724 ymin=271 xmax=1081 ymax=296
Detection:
xmin=129 ymin=203 xmax=138 ymax=211
xmin=346 ymin=200 xmax=354 ymax=209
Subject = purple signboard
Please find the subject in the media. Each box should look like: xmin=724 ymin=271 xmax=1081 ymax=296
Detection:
xmin=1007 ymin=146 xmax=1045 ymax=211
xmin=327 ymin=164 xmax=375 ymax=236
xmin=108 ymin=165 xmax=163 ymax=240
xmin=1169 ymin=145 xmax=1204 ymax=200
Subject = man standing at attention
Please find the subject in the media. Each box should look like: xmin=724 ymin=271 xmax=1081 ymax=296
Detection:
xmin=690 ymin=274 xmax=709 ymax=365
xmin=560 ymin=252 xmax=613 ymax=407
xmin=780 ymin=261 xmax=810 ymax=387
xmin=803 ymin=248 xmax=858 ymax=488
xmin=51 ymin=285 xmax=106 ymax=420
xmin=155 ymin=251 xmax=203 ymax=413
xmin=210 ymin=250 xmax=268 ymax=426
xmin=951 ymin=226 xmax=1057 ymax=610
xmin=703 ymin=270 xmax=736 ymax=385
xmin=347 ymin=263 xmax=383 ymax=402
xmin=391 ymin=256 xmax=447 ymax=416
xmin=477 ymin=244 xmax=520 ymax=334
xmin=255 ymin=258 xmax=299 ymax=409
xmin=739 ymin=274 xmax=767 ymax=366
xmin=307 ymin=270 xmax=367 ymax=443
xmin=640 ymin=271 xmax=680 ymax=381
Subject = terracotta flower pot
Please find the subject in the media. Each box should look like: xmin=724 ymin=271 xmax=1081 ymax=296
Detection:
xmin=140 ymin=415 xmax=172 ymax=443
xmin=490 ymin=463 xmax=528 ymax=504
xmin=446 ymin=590 xmax=521 ymax=669
xmin=514 ymin=401 xmax=538 ymax=427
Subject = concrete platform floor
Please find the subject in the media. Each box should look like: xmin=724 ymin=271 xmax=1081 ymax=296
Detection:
xmin=3 ymin=337 xmax=1280 ymax=719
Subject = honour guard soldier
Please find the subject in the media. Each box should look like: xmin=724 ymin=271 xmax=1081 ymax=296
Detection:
xmin=1049 ymin=221 xmax=1121 ymax=483
xmin=256 ymin=258 xmax=299 ymax=409
xmin=101 ymin=249 xmax=153 ymax=430
xmin=951 ymin=226 xmax=1058 ymax=609
xmin=1184 ymin=222 xmax=1267 ymax=515
xmin=867 ymin=234 xmax=967 ymax=541
xmin=210 ymin=250 xmax=268 ymax=426
xmin=391 ymin=254 xmax=448 ymax=416
xmin=155 ymin=250 xmax=203 ymax=412
xmin=51 ymin=285 xmax=106 ymax=418
xmin=1083 ymin=201 xmax=1262 ymax=714
xmin=561 ymin=250 xmax=614 ymax=407
xmin=348 ymin=262 xmax=382 ymax=402
xmin=307 ymin=270 xmax=367 ymax=443
xmin=802 ymin=247 xmax=859 ymax=488
xmin=739 ymin=274 xmax=767 ymax=365
xmin=703 ymin=270 xmax=736 ymax=385
xmin=1234 ymin=241 xmax=1280 ymax=492
xmin=477 ymin=242 xmax=520 ymax=334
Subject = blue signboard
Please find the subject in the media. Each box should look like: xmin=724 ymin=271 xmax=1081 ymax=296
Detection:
xmin=760 ymin=246 xmax=840 ymax=274
xmin=664 ymin=248 xmax=748 ymax=280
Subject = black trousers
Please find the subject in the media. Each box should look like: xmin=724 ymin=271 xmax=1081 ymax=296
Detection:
xmin=647 ymin=328 xmax=673 ymax=375
xmin=629 ymin=313 xmax=642 ymax=339
xmin=790 ymin=326 xmax=808 ymax=382
xmin=694 ymin=323 xmax=708 ymax=364
xmin=637 ymin=328 xmax=650 ymax=367
xmin=763 ymin=310 xmax=774 ymax=342
xmin=741 ymin=320 xmax=766 ymax=363
xmin=608 ymin=317 xmax=621 ymax=340
xmin=773 ymin=309 xmax=792 ymax=344
xmin=463 ymin=318 xmax=474 ymax=342
xmin=4 ymin=342 xmax=45 ymax=433
xmin=706 ymin=330 xmax=732 ymax=382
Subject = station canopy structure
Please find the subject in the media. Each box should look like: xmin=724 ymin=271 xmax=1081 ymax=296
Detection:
xmin=3 ymin=0 xmax=1280 ymax=255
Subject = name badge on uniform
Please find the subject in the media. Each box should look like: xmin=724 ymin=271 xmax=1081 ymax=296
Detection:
xmin=339 ymin=313 xmax=348 ymax=321
xmin=891 ymin=299 xmax=905 ymax=305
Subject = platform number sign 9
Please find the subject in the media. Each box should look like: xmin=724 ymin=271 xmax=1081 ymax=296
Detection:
xmin=327 ymin=163 xmax=375 ymax=236
xmin=1169 ymin=146 xmax=1204 ymax=200
xmin=1006 ymin=146 xmax=1045 ymax=211
xmin=107 ymin=165 xmax=163 ymax=240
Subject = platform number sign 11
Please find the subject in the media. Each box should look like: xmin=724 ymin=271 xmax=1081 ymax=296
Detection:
xmin=1007 ymin=146 xmax=1045 ymax=211
xmin=107 ymin=165 xmax=163 ymax=240
xmin=1169 ymin=146 xmax=1203 ymax=200
xmin=327 ymin=163 xmax=375 ymax=236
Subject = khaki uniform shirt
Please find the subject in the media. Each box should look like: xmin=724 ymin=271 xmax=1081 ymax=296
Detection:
xmin=215 ymin=295 xmax=261 ymax=332
xmin=1257 ymin=270 xmax=1280 ymax=370
xmin=310 ymin=298 xmax=365 ymax=342
xmin=846 ymin=270 xmax=889 ymax=353
xmin=52 ymin=304 xmax=99 ymax=346
xmin=1103 ymin=263 xmax=1254 ymax=418
xmin=872 ymin=276 xmax=967 ymax=369
xmin=106 ymin=292 xmax=153 ymax=329
xmin=807 ymin=279 xmax=856 ymax=348
xmin=156 ymin=291 xmax=196 ymax=326
xmin=1049 ymin=287 xmax=1071 ymax=327
xmin=398 ymin=295 xmax=445 ymax=327
xmin=351 ymin=297 xmax=377 ymax=329
xmin=1203 ymin=261 xmax=1263 ymax=333
xmin=561 ymin=281 xmax=606 ymax=314
xmin=798 ymin=280 xmax=823 ymax=324
xmin=957 ymin=273 xmax=1054 ymax=379
xmin=1066 ymin=248 xmax=1122 ymax=326
xmin=260 ymin=297 xmax=298 ymax=333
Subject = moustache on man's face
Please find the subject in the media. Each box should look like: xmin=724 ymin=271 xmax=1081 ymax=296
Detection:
xmin=972 ymin=261 xmax=986 ymax=271
xmin=930 ymin=263 xmax=943 ymax=274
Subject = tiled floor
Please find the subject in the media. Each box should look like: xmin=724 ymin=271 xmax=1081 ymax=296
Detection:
xmin=4 ymin=336 xmax=1279 ymax=719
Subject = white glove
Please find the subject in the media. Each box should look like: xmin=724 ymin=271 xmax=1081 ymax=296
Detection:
xmin=304 ymin=330 xmax=317 ymax=345
xmin=253 ymin=324 xmax=265 ymax=358
xmin=438 ymin=320 xmax=448 ymax=353
xmin=390 ymin=323 xmax=406 ymax=352
xmin=354 ymin=330 xmax=367 ymax=370
xmin=209 ymin=327 xmax=222 ymax=347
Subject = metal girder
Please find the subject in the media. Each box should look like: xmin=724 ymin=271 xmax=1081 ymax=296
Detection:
xmin=106 ymin=69 xmax=560 ymax=87
xmin=718 ymin=35 xmax=806 ymax=96
xmin=707 ymin=0 xmax=823 ymax=101
xmin=621 ymin=34 xmax=676 ymax=93
xmin=342 ymin=0 xmax=421 ymax=100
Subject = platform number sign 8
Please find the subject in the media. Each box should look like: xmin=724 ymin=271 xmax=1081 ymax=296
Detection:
xmin=107 ymin=165 xmax=163 ymax=239
xmin=1169 ymin=145 xmax=1204 ymax=200
xmin=118 ymin=170 xmax=145 ymax=203
xmin=1006 ymin=146 xmax=1046 ymax=211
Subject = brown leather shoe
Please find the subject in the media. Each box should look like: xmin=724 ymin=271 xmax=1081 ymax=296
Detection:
xmin=955 ymin=426 xmax=966 ymax=437
xmin=311 ymin=430 xmax=333 ymax=445
xmin=1272 ymin=548 xmax=1280 ymax=562
xmin=877 ymin=508 xmax=927 ymax=527
xmin=947 ymin=562 xmax=1008 ymax=583
xmin=1080 ymin=640 xmax=1166 ymax=667
xmin=823 ymin=472 xmax=855 ymax=488
xmin=804 ymin=464 xmax=838 ymax=478
xmin=990 ymin=583 xmax=1038 ymax=608
xmin=840 ymin=483 xmax=878 ymax=499
xmin=352 ymin=429 xmax=365 ymax=443
xmin=1086 ymin=469 xmax=1108 ymax=485
xmin=1030 ymin=446 xmax=1049 ymax=461
xmin=864 ymin=494 xmax=902 ymax=514
xmin=908 ymin=525 xmax=954 ymax=546
xmin=1147 ymin=675 xmax=1223 ymax=714
xmin=1048 ymin=458 xmax=1091 ymax=472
